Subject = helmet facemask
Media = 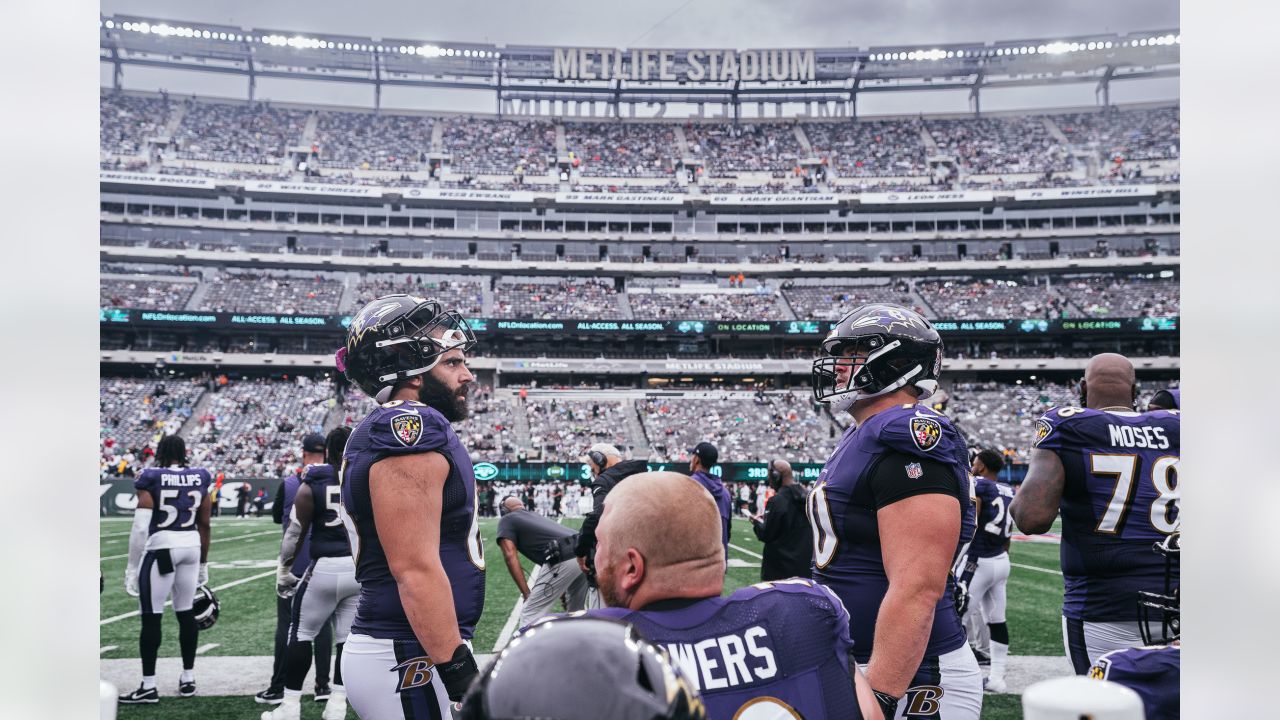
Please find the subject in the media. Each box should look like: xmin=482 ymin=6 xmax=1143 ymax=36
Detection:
xmin=1137 ymin=532 xmax=1180 ymax=645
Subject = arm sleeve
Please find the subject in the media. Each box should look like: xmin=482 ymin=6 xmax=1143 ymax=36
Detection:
xmin=369 ymin=406 xmax=450 ymax=456
xmin=866 ymin=451 xmax=961 ymax=510
xmin=127 ymin=508 xmax=152 ymax=573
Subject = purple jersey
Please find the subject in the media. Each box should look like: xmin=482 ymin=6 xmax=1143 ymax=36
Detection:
xmin=1090 ymin=644 xmax=1179 ymax=720
xmin=971 ymin=477 xmax=1015 ymax=558
xmin=590 ymin=579 xmax=861 ymax=720
xmin=340 ymin=399 xmax=485 ymax=640
xmin=1034 ymin=407 xmax=1181 ymax=621
xmin=280 ymin=472 xmax=313 ymax=576
xmin=691 ymin=470 xmax=732 ymax=553
xmin=300 ymin=463 xmax=350 ymax=560
xmin=135 ymin=466 xmax=212 ymax=536
xmin=809 ymin=403 xmax=975 ymax=661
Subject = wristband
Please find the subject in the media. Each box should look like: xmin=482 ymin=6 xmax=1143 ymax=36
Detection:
xmin=873 ymin=689 xmax=900 ymax=719
xmin=437 ymin=643 xmax=479 ymax=702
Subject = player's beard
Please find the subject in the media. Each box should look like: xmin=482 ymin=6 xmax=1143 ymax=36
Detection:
xmin=418 ymin=373 xmax=470 ymax=422
xmin=595 ymin=560 xmax=624 ymax=608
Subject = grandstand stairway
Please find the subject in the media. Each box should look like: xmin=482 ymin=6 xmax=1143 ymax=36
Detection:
xmin=776 ymin=289 xmax=799 ymax=321
xmin=178 ymin=389 xmax=214 ymax=438
xmin=1042 ymin=116 xmax=1069 ymax=145
xmin=793 ymin=125 xmax=814 ymax=156
xmin=616 ymin=290 xmax=635 ymax=319
xmin=183 ymin=273 xmax=214 ymax=311
xmin=510 ymin=396 xmax=533 ymax=450
xmin=919 ymin=125 xmax=940 ymax=154
xmin=301 ymin=112 xmax=319 ymax=147
xmin=337 ymin=272 xmax=361 ymax=312
xmin=625 ymin=400 xmax=652 ymax=457
xmin=908 ymin=286 xmax=937 ymax=318
xmin=430 ymin=122 xmax=444 ymax=153
xmin=481 ymin=282 xmax=495 ymax=315
xmin=674 ymin=126 xmax=691 ymax=158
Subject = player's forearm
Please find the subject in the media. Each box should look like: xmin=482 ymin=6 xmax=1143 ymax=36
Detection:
xmin=278 ymin=519 xmax=303 ymax=571
xmin=197 ymin=524 xmax=210 ymax=563
xmin=866 ymin=586 xmax=939 ymax=696
xmin=503 ymin=551 xmax=531 ymax=596
xmin=1009 ymin=495 xmax=1056 ymax=534
xmin=397 ymin=563 xmax=465 ymax=661
xmin=127 ymin=508 xmax=151 ymax=571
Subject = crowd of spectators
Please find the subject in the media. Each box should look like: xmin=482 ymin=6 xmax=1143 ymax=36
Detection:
xmin=782 ymin=282 xmax=918 ymax=321
xmin=350 ymin=275 xmax=483 ymax=315
xmin=946 ymin=381 xmax=1077 ymax=463
xmin=185 ymin=376 xmax=333 ymax=477
xmin=925 ymin=115 xmax=1071 ymax=174
xmin=440 ymin=117 xmax=557 ymax=176
xmin=100 ymin=278 xmax=197 ymax=311
xmin=202 ymin=271 xmax=345 ymax=314
xmin=493 ymin=279 xmax=622 ymax=319
xmin=916 ymin=278 xmax=1072 ymax=319
xmin=564 ymin=122 xmax=677 ymax=177
xmin=628 ymin=287 xmax=790 ymax=320
xmin=314 ymin=111 xmax=433 ymax=171
xmin=803 ymin=118 xmax=930 ymax=177
xmin=639 ymin=391 xmax=840 ymax=464
xmin=100 ymin=377 xmax=206 ymax=477
xmin=101 ymin=92 xmax=174 ymax=156
xmin=526 ymin=399 xmax=635 ymax=462
xmin=1055 ymin=106 xmax=1180 ymax=162
xmin=172 ymin=101 xmax=309 ymax=165
xmin=686 ymin=123 xmax=806 ymax=175
xmin=1058 ymin=275 xmax=1180 ymax=317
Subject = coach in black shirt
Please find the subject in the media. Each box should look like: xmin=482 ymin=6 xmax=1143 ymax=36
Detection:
xmin=749 ymin=459 xmax=812 ymax=581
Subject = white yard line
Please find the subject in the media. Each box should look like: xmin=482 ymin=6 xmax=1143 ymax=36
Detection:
xmin=728 ymin=543 xmax=763 ymax=560
xmin=493 ymin=564 xmax=541 ymax=652
xmin=100 ymin=646 xmax=118 ymax=654
xmin=100 ymin=570 xmax=275 ymax=625
xmin=100 ymin=529 xmax=280 ymax=561
xmin=196 ymin=643 xmax=220 ymax=655
xmin=1012 ymin=562 xmax=1062 ymax=576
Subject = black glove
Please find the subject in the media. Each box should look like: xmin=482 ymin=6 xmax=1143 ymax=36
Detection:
xmin=872 ymin=689 xmax=900 ymax=719
xmin=437 ymin=643 xmax=480 ymax=703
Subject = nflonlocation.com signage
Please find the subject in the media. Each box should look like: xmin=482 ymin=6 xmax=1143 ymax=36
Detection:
xmin=102 ymin=309 xmax=1178 ymax=337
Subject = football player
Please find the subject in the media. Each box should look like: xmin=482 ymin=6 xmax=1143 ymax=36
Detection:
xmin=956 ymin=449 xmax=1014 ymax=693
xmin=1088 ymin=533 xmax=1180 ymax=720
xmin=688 ymin=442 xmax=733 ymax=559
xmin=1146 ymin=387 xmax=1180 ymax=412
xmin=809 ymin=304 xmax=981 ymax=719
xmin=584 ymin=471 xmax=882 ymax=720
xmin=335 ymin=295 xmax=486 ymax=719
xmin=1010 ymin=353 xmax=1180 ymax=673
xmin=119 ymin=435 xmax=213 ymax=704
xmin=461 ymin=616 xmax=707 ymax=720
xmin=263 ymin=426 xmax=357 ymax=720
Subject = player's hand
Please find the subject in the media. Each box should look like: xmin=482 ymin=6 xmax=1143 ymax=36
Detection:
xmin=953 ymin=579 xmax=970 ymax=617
xmin=197 ymin=563 xmax=209 ymax=586
xmin=276 ymin=567 xmax=300 ymax=599
xmin=125 ymin=568 xmax=140 ymax=597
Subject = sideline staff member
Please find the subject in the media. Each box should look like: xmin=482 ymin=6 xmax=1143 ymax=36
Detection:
xmin=748 ymin=458 xmax=812 ymax=581
xmin=496 ymin=496 xmax=589 ymax=627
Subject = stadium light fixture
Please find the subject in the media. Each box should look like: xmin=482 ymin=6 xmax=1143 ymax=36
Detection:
xmin=105 ymin=19 xmax=114 ymax=28
xmin=1175 ymin=35 xmax=1181 ymax=44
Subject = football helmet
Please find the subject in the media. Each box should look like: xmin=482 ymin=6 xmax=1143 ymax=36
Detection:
xmin=337 ymin=294 xmax=477 ymax=403
xmin=812 ymin=304 xmax=944 ymax=408
xmin=1137 ymin=532 xmax=1180 ymax=645
xmin=191 ymin=584 xmax=219 ymax=630
xmin=458 ymin=616 xmax=706 ymax=720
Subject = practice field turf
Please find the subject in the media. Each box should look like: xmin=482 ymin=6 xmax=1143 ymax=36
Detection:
xmin=102 ymin=516 xmax=1067 ymax=719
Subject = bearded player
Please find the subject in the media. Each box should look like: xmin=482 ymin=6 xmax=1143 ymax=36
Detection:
xmin=808 ymin=304 xmax=981 ymax=719
xmin=335 ymin=295 xmax=486 ymax=719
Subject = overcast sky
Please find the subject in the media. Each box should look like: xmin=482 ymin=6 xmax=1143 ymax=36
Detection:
xmin=99 ymin=0 xmax=1179 ymax=115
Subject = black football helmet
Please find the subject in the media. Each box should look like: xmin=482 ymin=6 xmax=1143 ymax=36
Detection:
xmin=1137 ymin=532 xmax=1180 ymax=645
xmin=459 ymin=616 xmax=706 ymax=720
xmin=337 ymin=294 xmax=477 ymax=403
xmin=191 ymin=585 xmax=219 ymax=630
xmin=812 ymin=303 xmax=944 ymax=408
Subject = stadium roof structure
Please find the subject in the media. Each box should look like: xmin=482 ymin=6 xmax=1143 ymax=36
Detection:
xmin=100 ymin=15 xmax=1179 ymax=116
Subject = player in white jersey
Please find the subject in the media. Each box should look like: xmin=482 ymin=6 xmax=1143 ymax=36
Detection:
xmin=119 ymin=435 xmax=213 ymax=705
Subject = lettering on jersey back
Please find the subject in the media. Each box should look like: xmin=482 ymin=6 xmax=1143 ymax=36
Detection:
xmin=159 ymin=473 xmax=204 ymax=487
xmin=1107 ymin=424 xmax=1170 ymax=449
xmin=663 ymin=626 xmax=777 ymax=692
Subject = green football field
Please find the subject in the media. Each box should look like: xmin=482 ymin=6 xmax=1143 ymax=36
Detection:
xmin=102 ymin=516 xmax=1066 ymax=719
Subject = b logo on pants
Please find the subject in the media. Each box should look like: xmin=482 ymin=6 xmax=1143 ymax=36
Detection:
xmin=392 ymin=656 xmax=435 ymax=692
xmin=905 ymin=685 xmax=945 ymax=716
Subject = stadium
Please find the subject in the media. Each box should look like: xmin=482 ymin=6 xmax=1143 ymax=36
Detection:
xmin=99 ymin=7 xmax=1180 ymax=720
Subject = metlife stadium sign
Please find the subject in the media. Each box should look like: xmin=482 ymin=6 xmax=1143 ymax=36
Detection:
xmin=552 ymin=47 xmax=817 ymax=82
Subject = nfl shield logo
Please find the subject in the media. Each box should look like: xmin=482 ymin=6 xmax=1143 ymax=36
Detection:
xmin=390 ymin=413 xmax=424 ymax=447
xmin=906 ymin=462 xmax=923 ymax=479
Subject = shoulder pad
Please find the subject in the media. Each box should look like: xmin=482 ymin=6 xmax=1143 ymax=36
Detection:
xmin=875 ymin=404 xmax=954 ymax=455
xmin=369 ymin=404 xmax=451 ymax=452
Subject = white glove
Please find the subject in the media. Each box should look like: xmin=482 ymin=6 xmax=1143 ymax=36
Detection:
xmin=125 ymin=568 xmax=140 ymax=597
xmin=276 ymin=566 xmax=300 ymax=599
xmin=197 ymin=563 xmax=209 ymax=586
